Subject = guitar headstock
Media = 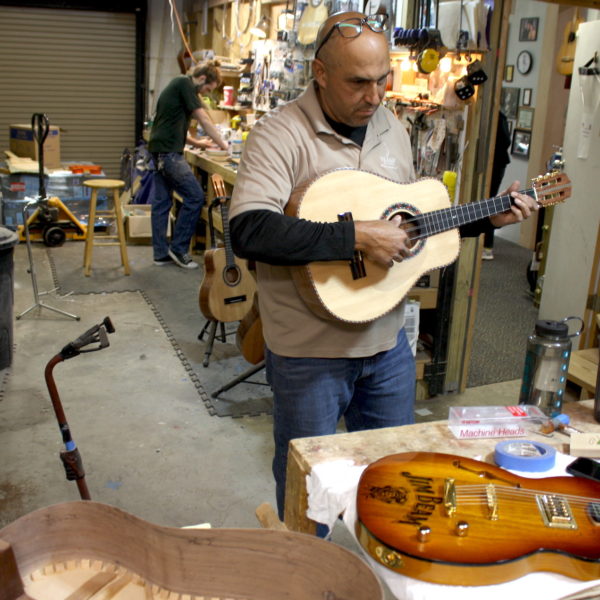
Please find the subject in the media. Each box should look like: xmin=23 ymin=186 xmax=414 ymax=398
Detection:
xmin=532 ymin=171 xmax=572 ymax=207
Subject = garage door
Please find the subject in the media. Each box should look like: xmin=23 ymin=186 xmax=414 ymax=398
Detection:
xmin=0 ymin=5 xmax=136 ymax=178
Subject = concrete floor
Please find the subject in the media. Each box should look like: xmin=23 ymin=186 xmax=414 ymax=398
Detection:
xmin=0 ymin=240 xmax=548 ymax=597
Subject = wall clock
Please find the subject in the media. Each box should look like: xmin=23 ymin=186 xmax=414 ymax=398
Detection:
xmin=517 ymin=50 xmax=533 ymax=75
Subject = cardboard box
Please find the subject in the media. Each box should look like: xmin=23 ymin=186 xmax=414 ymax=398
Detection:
xmin=125 ymin=203 xmax=151 ymax=239
xmin=124 ymin=203 xmax=170 ymax=243
xmin=9 ymin=123 xmax=61 ymax=169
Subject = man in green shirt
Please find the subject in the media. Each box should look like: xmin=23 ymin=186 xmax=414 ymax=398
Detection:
xmin=149 ymin=60 xmax=228 ymax=269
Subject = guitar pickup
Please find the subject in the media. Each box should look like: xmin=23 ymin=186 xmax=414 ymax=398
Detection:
xmin=536 ymin=494 xmax=577 ymax=529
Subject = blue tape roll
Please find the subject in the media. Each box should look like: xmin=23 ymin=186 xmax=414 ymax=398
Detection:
xmin=494 ymin=440 xmax=556 ymax=472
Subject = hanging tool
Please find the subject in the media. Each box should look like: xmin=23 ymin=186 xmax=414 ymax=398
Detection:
xmin=44 ymin=317 xmax=115 ymax=500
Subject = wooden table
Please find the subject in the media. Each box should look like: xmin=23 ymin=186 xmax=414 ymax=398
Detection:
xmin=184 ymin=148 xmax=237 ymax=188
xmin=283 ymin=400 xmax=600 ymax=534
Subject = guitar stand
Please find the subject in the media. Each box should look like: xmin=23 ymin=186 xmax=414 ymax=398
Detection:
xmin=198 ymin=319 xmax=236 ymax=367
xmin=211 ymin=359 xmax=266 ymax=399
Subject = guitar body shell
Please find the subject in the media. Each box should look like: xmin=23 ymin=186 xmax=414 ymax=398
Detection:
xmin=356 ymin=452 xmax=600 ymax=586
xmin=287 ymin=170 xmax=460 ymax=323
xmin=555 ymin=12 xmax=583 ymax=76
xmin=0 ymin=501 xmax=384 ymax=599
xmin=199 ymin=247 xmax=256 ymax=323
xmin=236 ymin=294 xmax=265 ymax=364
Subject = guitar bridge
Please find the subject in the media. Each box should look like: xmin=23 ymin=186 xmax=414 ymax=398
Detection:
xmin=444 ymin=478 xmax=456 ymax=517
xmin=486 ymin=484 xmax=498 ymax=520
xmin=536 ymin=494 xmax=577 ymax=529
xmin=338 ymin=212 xmax=366 ymax=280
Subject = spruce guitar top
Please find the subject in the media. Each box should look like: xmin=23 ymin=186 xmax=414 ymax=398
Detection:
xmin=286 ymin=169 xmax=571 ymax=323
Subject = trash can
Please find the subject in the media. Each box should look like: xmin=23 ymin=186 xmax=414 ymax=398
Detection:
xmin=0 ymin=226 xmax=19 ymax=370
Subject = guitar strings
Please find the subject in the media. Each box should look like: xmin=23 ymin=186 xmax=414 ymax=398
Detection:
xmin=455 ymin=484 xmax=599 ymax=508
xmin=399 ymin=193 xmax=517 ymax=243
xmin=395 ymin=178 xmax=568 ymax=244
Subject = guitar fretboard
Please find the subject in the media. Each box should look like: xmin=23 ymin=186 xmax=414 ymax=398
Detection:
xmin=413 ymin=188 xmax=537 ymax=240
xmin=220 ymin=203 xmax=236 ymax=267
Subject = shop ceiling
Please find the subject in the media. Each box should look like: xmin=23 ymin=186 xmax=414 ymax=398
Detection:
xmin=191 ymin=0 xmax=600 ymax=11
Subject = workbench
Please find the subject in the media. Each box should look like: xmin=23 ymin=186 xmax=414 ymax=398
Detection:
xmin=283 ymin=399 xmax=600 ymax=535
xmin=184 ymin=148 xmax=237 ymax=246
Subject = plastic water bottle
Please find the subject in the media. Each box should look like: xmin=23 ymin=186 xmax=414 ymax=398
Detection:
xmin=519 ymin=317 xmax=583 ymax=416
xmin=231 ymin=130 xmax=243 ymax=160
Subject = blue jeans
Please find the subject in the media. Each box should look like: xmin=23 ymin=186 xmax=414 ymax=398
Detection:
xmin=151 ymin=152 xmax=205 ymax=258
xmin=266 ymin=328 xmax=416 ymax=523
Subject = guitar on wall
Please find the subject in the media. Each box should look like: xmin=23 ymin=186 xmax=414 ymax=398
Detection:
xmin=356 ymin=451 xmax=600 ymax=586
xmin=297 ymin=0 xmax=329 ymax=45
xmin=555 ymin=8 xmax=584 ymax=77
xmin=199 ymin=176 xmax=256 ymax=323
xmin=285 ymin=169 xmax=571 ymax=323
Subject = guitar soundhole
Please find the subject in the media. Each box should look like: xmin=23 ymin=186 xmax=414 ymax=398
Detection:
xmin=223 ymin=265 xmax=241 ymax=287
xmin=395 ymin=211 xmax=420 ymax=249
xmin=382 ymin=203 xmax=425 ymax=255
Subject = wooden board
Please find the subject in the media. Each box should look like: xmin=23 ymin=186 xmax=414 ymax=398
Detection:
xmin=568 ymin=347 xmax=599 ymax=398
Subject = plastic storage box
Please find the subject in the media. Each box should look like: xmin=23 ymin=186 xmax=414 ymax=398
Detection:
xmin=448 ymin=405 xmax=547 ymax=439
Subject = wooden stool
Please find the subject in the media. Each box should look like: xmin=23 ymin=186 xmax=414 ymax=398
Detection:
xmin=82 ymin=179 xmax=130 ymax=277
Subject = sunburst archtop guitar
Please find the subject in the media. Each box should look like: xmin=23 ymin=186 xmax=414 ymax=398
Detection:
xmin=286 ymin=169 xmax=571 ymax=323
xmin=356 ymin=451 xmax=600 ymax=586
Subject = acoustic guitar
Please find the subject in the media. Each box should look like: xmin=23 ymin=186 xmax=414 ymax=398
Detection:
xmin=556 ymin=8 xmax=584 ymax=77
xmin=236 ymin=293 xmax=265 ymax=365
xmin=199 ymin=179 xmax=256 ymax=323
xmin=356 ymin=451 xmax=600 ymax=586
xmin=286 ymin=169 xmax=571 ymax=323
xmin=297 ymin=0 xmax=329 ymax=45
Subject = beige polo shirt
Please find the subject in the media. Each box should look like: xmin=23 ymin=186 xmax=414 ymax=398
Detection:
xmin=229 ymin=82 xmax=415 ymax=358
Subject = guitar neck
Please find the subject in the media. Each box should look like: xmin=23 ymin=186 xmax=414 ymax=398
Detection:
xmin=416 ymin=188 xmax=537 ymax=239
xmin=220 ymin=203 xmax=236 ymax=266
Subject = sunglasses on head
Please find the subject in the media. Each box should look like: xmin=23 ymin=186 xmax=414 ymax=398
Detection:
xmin=315 ymin=14 xmax=389 ymax=58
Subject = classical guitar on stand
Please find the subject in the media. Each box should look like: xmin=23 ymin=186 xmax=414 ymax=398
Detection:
xmin=356 ymin=452 xmax=600 ymax=586
xmin=286 ymin=169 xmax=571 ymax=323
xmin=199 ymin=177 xmax=256 ymax=324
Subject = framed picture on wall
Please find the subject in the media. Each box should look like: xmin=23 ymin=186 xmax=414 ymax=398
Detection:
xmin=500 ymin=87 xmax=520 ymax=120
xmin=519 ymin=17 xmax=539 ymax=41
xmin=505 ymin=64 xmax=514 ymax=82
xmin=517 ymin=107 xmax=535 ymax=131
xmin=511 ymin=129 xmax=531 ymax=158
xmin=522 ymin=88 xmax=532 ymax=106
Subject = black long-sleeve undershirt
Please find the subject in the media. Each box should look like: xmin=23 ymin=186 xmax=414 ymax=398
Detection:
xmin=230 ymin=210 xmax=496 ymax=266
